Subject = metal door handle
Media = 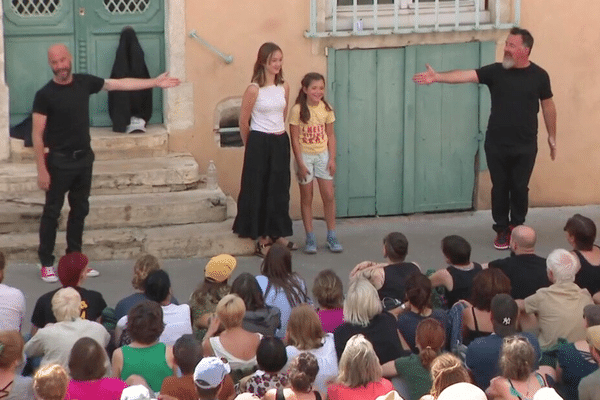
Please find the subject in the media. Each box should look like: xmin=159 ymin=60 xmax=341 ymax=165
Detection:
xmin=79 ymin=7 xmax=85 ymax=16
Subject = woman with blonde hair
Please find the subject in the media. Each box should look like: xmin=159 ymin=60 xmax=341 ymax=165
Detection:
xmin=202 ymin=294 xmax=262 ymax=381
xmin=333 ymin=278 xmax=403 ymax=363
xmin=285 ymin=304 xmax=338 ymax=396
xmin=421 ymin=353 xmax=471 ymax=400
xmin=24 ymin=287 xmax=110 ymax=368
xmin=486 ymin=336 xmax=549 ymax=400
xmin=382 ymin=318 xmax=446 ymax=400
xmin=0 ymin=330 xmax=34 ymax=399
xmin=33 ymin=364 xmax=68 ymax=400
xmin=328 ymin=334 xmax=394 ymax=399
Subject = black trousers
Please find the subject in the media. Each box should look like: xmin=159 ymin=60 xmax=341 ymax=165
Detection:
xmin=485 ymin=145 xmax=537 ymax=233
xmin=38 ymin=152 xmax=94 ymax=266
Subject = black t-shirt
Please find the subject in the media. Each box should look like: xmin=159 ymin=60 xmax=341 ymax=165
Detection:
xmin=333 ymin=312 xmax=407 ymax=364
xmin=31 ymin=286 xmax=108 ymax=328
xmin=378 ymin=262 xmax=421 ymax=301
xmin=489 ymin=253 xmax=550 ymax=299
xmin=476 ymin=62 xmax=552 ymax=150
xmin=32 ymin=74 xmax=105 ymax=152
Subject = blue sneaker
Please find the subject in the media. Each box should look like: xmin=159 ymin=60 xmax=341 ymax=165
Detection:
xmin=304 ymin=233 xmax=317 ymax=254
xmin=327 ymin=235 xmax=343 ymax=253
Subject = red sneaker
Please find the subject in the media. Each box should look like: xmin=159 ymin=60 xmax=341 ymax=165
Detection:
xmin=494 ymin=231 xmax=510 ymax=250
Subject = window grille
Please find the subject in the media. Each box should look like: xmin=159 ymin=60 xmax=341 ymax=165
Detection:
xmin=11 ymin=0 xmax=61 ymax=17
xmin=103 ymin=0 xmax=149 ymax=14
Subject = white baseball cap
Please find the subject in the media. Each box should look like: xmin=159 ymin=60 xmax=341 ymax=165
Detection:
xmin=193 ymin=357 xmax=231 ymax=389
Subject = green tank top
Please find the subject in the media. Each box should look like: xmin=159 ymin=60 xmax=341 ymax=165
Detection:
xmin=121 ymin=342 xmax=173 ymax=392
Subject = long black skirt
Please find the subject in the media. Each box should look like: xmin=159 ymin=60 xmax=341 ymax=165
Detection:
xmin=233 ymin=130 xmax=293 ymax=239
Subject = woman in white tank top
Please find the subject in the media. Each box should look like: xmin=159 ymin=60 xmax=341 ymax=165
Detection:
xmin=233 ymin=42 xmax=296 ymax=257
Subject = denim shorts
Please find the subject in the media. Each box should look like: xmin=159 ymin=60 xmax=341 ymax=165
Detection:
xmin=295 ymin=151 xmax=333 ymax=184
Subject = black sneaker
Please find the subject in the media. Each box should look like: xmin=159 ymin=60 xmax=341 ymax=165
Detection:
xmin=493 ymin=230 xmax=510 ymax=250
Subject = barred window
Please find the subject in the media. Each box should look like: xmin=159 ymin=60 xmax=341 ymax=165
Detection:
xmin=103 ymin=0 xmax=150 ymax=14
xmin=11 ymin=0 xmax=61 ymax=17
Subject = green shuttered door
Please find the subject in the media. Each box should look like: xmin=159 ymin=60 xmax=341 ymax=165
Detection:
xmin=3 ymin=0 xmax=165 ymax=127
xmin=329 ymin=42 xmax=494 ymax=217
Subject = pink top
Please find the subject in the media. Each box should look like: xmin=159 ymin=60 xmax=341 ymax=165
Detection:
xmin=65 ymin=377 xmax=128 ymax=400
xmin=327 ymin=378 xmax=394 ymax=400
xmin=317 ymin=308 xmax=344 ymax=333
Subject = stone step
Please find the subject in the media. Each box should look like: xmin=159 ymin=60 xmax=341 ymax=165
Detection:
xmin=10 ymin=125 xmax=169 ymax=162
xmin=0 ymin=219 xmax=255 ymax=262
xmin=0 ymin=153 xmax=202 ymax=198
xmin=0 ymin=188 xmax=228 ymax=234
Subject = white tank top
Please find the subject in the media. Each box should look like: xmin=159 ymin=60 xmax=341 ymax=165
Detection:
xmin=250 ymin=83 xmax=286 ymax=133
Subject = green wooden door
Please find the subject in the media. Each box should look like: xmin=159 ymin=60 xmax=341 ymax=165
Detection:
xmin=329 ymin=42 xmax=493 ymax=217
xmin=3 ymin=0 xmax=165 ymax=127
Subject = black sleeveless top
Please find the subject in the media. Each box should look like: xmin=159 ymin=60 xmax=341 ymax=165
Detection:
xmin=276 ymin=386 xmax=322 ymax=400
xmin=445 ymin=263 xmax=483 ymax=307
xmin=378 ymin=262 xmax=421 ymax=301
xmin=574 ymin=247 xmax=600 ymax=296
xmin=463 ymin=306 xmax=492 ymax=345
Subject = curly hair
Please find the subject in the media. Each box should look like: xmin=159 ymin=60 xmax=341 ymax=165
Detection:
xmin=131 ymin=254 xmax=160 ymax=290
xmin=429 ymin=353 xmax=471 ymax=398
xmin=289 ymin=352 xmax=319 ymax=392
xmin=499 ymin=336 xmax=536 ymax=381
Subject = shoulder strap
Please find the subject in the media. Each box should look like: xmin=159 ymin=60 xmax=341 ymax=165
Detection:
xmin=471 ymin=307 xmax=480 ymax=331
xmin=535 ymin=372 xmax=548 ymax=387
xmin=314 ymin=391 xmax=322 ymax=400
xmin=276 ymin=386 xmax=285 ymax=400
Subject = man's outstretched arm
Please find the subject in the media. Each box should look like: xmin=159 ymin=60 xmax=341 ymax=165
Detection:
xmin=102 ymin=71 xmax=180 ymax=91
xmin=413 ymin=63 xmax=479 ymax=85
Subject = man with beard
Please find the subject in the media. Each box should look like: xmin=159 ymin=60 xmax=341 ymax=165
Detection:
xmin=413 ymin=28 xmax=556 ymax=250
xmin=33 ymin=44 xmax=180 ymax=282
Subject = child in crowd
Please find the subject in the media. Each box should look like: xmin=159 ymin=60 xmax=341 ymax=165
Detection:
xmin=312 ymin=269 xmax=345 ymax=333
xmin=289 ymin=72 xmax=342 ymax=254
xmin=236 ymin=337 xmax=289 ymax=397
xmin=33 ymin=364 xmax=68 ymax=400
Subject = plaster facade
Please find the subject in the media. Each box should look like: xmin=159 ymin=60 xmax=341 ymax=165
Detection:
xmin=2 ymin=0 xmax=599 ymax=219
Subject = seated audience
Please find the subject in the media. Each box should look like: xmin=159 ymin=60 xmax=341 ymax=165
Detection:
xmin=284 ymin=304 xmax=338 ymax=396
xmin=115 ymin=254 xmax=179 ymax=320
xmin=564 ymin=214 xmax=600 ymax=301
xmin=162 ymin=334 xmax=234 ymax=400
xmin=466 ymin=294 xmax=541 ymax=390
xmin=65 ymin=337 xmax=127 ymax=400
xmin=578 ymin=325 xmax=600 ymax=400
xmin=257 ymin=244 xmax=311 ymax=337
xmin=382 ymin=318 xmax=446 ymax=400
xmin=430 ymin=235 xmax=483 ymax=308
xmin=334 ymin=278 xmax=405 ymax=364
xmin=350 ymin=232 xmax=421 ymax=304
xmin=312 ymin=269 xmax=345 ymax=333
xmin=0 ymin=252 xmax=25 ymax=332
xmin=264 ymin=352 xmax=321 ymax=400
xmin=117 ymin=269 xmax=192 ymax=346
xmin=230 ymin=272 xmax=280 ymax=336
xmin=396 ymin=274 xmax=449 ymax=353
xmin=189 ymin=254 xmax=237 ymax=340
xmin=328 ymin=334 xmax=395 ymax=400
xmin=486 ymin=336 xmax=550 ymax=400
xmin=112 ymin=300 xmax=175 ymax=393
xmin=520 ymin=249 xmax=593 ymax=349
xmin=237 ymin=337 xmax=289 ymax=397
xmin=24 ymin=287 xmax=110 ymax=368
xmin=462 ymin=268 xmax=511 ymax=346
xmin=202 ymin=294 xmax=262 ymax=382
xmin=421 ymin=353 xmax=471 ymax=400
xmin=33 ymin=364 xmax=68 ymax=400
xmin=554 ymin=304 xmax=600 ymax=400
xmin=487 ymin=225 xmax=550 ymax=299
xmin=30 ymin=252 xmax=107 ymax=335
xmin=0 ymin=330 xmax=34 ymax=400
xmin=193 ymin=357 xmax=232 ymax=400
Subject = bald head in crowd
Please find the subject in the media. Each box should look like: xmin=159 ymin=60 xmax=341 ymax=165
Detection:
xmin=510 ymin=225 xmax=536 ymax=254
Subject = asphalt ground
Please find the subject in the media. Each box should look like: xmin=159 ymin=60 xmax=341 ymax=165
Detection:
xmin=6 ymin=204 xmax=600 ymax=334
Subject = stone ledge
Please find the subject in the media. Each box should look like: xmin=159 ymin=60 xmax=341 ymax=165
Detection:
xmin=0 ymin=219 xmax=254 ymax=261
